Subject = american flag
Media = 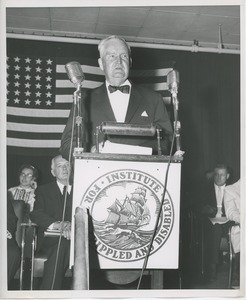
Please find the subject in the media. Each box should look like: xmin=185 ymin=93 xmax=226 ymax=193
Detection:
xmin=7 ymin=39 xmax=173 ymax=156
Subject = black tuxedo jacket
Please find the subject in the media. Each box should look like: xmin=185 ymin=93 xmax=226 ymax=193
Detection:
xmin=30 ymin=181 xmax=72 ymax=251
xmin=60 ymin=82 xmax=173 ymax=160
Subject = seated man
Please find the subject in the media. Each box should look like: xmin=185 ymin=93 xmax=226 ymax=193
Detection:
xmin=224 ymin=179 xmax=240 ymax=288
xmin=200 ymin=164 xmax=231 ymax=282
xmin=7 ymin=192 xmax=21 ymax=287
xmin=30 ymin=155 xmax=72 ymax=290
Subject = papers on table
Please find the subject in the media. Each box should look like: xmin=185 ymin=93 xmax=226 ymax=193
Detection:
xmin=209 ymin=216 xmax=229 ymax=225
xmin=100 ymin=140 xmax=152 ymax=155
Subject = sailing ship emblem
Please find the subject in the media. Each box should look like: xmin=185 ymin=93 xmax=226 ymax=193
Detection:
xmin=81 ymin=169 xmax=175 ymax=262
xmin=106 ymin=187 xmax=150 ymax=229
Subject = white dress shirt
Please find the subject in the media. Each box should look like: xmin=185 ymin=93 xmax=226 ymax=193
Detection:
xmin=56 ymin=180 xmax=72 ymax=195
xmin=215 ymin=184 xmax=225 ymax=207
xmin=106 ymin=80 xmax=131 ymax=122
xmin=224 ymin=180 xmax=240 ymax=253
xmin=214 ymin=184 xmax=225 ymax=217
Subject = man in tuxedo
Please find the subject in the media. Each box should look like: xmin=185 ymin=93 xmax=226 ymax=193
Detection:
xmin=60 ymin=35 xmax=173 ymax=160
xmin=200 ymin=164 xmax=231 ymax=282
xmin=30 ymin=155 xmax=72 ymax=290
xmin=60 ymin=35 xmax=175 ymax=288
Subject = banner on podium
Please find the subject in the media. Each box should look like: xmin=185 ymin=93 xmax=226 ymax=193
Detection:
xmin=71 ymin=156 xmax=181 ymax=269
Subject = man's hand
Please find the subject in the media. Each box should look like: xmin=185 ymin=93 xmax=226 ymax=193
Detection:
xmin=91 ymin=142 xmax=104 ymax=153
xmin=50 ymin=221 xmax=71 ymax=240
xmin=173 ymin=150 xmax=185 ymax=157
xmin=51 ymin=221 xmax=63 ymax=231
xmin=61 ymin=221 xmax=71 ymax=240
xmin=7 ymin=230 xmax=12 ymax=239
xmin=30 ymin=180 xmax=37 ymax=190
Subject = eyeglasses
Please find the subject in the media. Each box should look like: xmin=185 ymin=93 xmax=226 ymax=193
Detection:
xmin=20 ymin=173 xmax=33 ymax=179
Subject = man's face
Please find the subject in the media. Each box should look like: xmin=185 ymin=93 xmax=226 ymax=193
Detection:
xmin=51 ymin=156 xmax=70 ymax=183
xmin=214 ymin=168 xmax=229 ymax=186
xmin=19 ymin=168 xmax=34 ymax=188
xmin=98 ymin=39 xmax=131 ymax=85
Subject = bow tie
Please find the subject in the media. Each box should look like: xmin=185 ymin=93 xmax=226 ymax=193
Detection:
xmin=108 ymin=85 xmax=130 ymax=94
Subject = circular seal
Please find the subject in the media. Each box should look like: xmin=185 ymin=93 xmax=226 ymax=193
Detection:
xmin=81 ymin=169 xmax=174 ymax=262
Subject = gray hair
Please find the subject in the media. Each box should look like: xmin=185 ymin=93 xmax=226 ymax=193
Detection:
xmin=51 ymin=155 xmax=62 ymax=172
xmin=98 ymin=35 xmax=131 ymax=58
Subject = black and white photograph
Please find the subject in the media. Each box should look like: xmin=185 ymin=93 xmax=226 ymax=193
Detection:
xmin=0 ymin=0 xmax=245 ymax=299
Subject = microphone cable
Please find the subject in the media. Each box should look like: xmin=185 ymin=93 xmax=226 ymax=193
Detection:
xmin=137 ymin=123 xmax=176 ymax=289
xmin=50 ymin=100 xmax=77 ymax=290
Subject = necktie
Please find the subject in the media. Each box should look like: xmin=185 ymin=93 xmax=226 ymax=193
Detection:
xmin=217 ymin=186 xmax=223 ymax=217
xmin=62 ymin=185 xmax=71 ymax=220
xmin=62 ymin=185 xmax=67 ymax=196
xmin=108 ymin=85 xmax=130 ymax=94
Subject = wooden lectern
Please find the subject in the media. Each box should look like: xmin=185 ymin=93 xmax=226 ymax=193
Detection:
xmin=72 ymin=151 xmax=182 ymax=289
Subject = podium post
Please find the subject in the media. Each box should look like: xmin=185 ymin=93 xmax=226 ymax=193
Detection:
xmin=73 ymin=206 xmax=89 ymax=290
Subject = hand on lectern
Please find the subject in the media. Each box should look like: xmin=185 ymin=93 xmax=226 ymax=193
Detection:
xmin=91 ymin=142 xmax=104 ymax=153
xmin=173 ymin=150 xmax=185 ymax=157
xmin=50 ymin=221 xmax=71 ymax=240
xmin=61 ymin=221 xmax=71 ymax=240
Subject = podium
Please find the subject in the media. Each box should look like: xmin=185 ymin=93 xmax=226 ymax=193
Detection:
xmin=65 ymin=65 xmax=183 ymax=288
xmin=71 ymin=152 xmax=182 ymax=289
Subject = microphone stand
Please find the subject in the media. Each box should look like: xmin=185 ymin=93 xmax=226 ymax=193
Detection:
xmin=73 ymin=85 xmax=84 ymax=155
xmin=171 ymin=90 xmax=182 ymax=152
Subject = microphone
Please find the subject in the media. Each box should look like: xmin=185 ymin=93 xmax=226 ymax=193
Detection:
xmin=65 ymin=62 xmax=85 ymax=150
xmin=167 ymin=70 xmax=180 ymax=95
xmin=167 ymin=69 xmax=182 ymax=152
xmin=65 ymin=61 xmax=85 ymax=88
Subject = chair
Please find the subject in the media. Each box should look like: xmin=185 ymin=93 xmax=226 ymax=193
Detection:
xmin=9 ymin=199 xmax=47 ymax=290
xmin=10 ymin=200 xmax=38 ymax=290
xmin=29 ymin=225 xmax=73 ymax=290
xmin=10 ymin=200 xmax=73 ymax=290
xmin=10 ymin=200 xmax=26 ymax=289
xmin=227 ymin=223 xmax=240 ymax=288
xmin=10 ymin=200 xmax=25 ymax=248
xmin=196 ymin=214 xmax=238 ymax=288
xmin=20 ymin=222 xmax=47 ymax=290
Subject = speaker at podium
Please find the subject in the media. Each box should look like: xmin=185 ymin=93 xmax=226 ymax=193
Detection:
xmin=70 ymin=122 xmax=182 ymax=289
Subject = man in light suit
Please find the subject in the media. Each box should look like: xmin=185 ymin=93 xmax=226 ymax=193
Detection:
xmin=30 ymin=155 xmax=72 ymax=290
xmin=60 ymin=35 xmax=173 ymax=160
xmin=200 ymin=164 xmax=231 ymax=282
xmin=224 ymin=179 xmax=240 ymax=288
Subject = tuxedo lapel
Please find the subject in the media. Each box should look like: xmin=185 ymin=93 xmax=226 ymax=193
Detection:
xmin=65 ymin=188 xmax=73 ymax=220
xmin=125 ymin=84 xmax=142 ymax=122
xmin=52 ymin=182 xmax=72 ymax=220
xmin=94 ymin=84 xmax=116 ymax=121
xmin=53 ymin=182 xmax=64 ymax=217
xmin=211 ymin=184 xmax=217 ymax=207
